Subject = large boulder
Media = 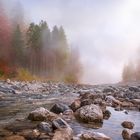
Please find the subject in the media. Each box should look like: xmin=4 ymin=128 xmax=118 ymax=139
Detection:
xmin=50 ymin=103 xmax=70 ymax=114
xmin=130 ymin=132 xmax=140 ymax=140
xmin=122 ymin=129 xmax=134 ymax=140
xmin=80 ymin=132 xmax=111 ymax=140
xmin=121 ymin=121 xmax=134 ymax=129
xmin=75 ymin=104 xmax=103 ymax=123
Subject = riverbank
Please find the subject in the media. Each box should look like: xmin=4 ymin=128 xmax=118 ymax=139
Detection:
xmin=0 ymin=80 xmax=140 ymax=140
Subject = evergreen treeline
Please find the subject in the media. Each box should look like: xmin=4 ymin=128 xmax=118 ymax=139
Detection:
xmin=0 ymin=4 xmax=81 ymax=83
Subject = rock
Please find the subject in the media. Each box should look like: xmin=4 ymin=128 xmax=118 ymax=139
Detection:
xmin=50 ymin=103 xmax=70 ymax=114
xmin=75 ymin=104 xmax=103 ymax=123
xmin=129 ymin=86 xmax=140 ymax=92
xmin=70 ymin=99 xmax=81 ymax=112
xmin=105 ymin=96 xmax=121 ymax=107
xmin=52 ymin=118 xmax=68 ymax=130
xmin=121 ymin=121 xmax=134 ymax=129
xmin=80 ymin=132 xmax=111 ymax=140
xmin=4 ymin=135 xmax=25 ymax=140
xmin=122 ymin=129 xmax=134 ymax=140
xmin=103 ymin=87 xmax=114 ymax=93
xmin=121 ymin=101 xmax=134 ymax=108
xmin=103 ymin=110 xmax=111 ymax=120
xmin=52 ymin=127 xmax=73 ymax=140
xmin=28 ymin=107 xmax=57 ymax=121
xmin=17 ymin=129 xmax=40 ymax=140
xmin=130 ymin=132 xmax=140 ymax=140
xmin=37 ymin=122 xmax=52 ymax=133
xmin=132 ymin=99 xmax=140 ymax=105
xmin=114 ymin=106 xmax=123 ymax=111
xmin=0 ymin=129 xmax=13 ymax=137
xmin=81 ymin=99 xmax=93 ymax=106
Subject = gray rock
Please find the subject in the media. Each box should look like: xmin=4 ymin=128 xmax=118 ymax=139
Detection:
xmin=37 ymin=122 xmax=52 ymax=133
xmin=75 ymin=104 xmax=103 ymax=123
xmin=130 ymin=132 xmax=140 ymax=140
xmin=50 ymin=103 xmax=70 ymax=114
xmin=52 ymin=118 xmax=68 ymax=130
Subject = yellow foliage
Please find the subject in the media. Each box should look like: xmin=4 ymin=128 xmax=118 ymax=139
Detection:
xmin=16 ymin=68 xmax=37 ymax=81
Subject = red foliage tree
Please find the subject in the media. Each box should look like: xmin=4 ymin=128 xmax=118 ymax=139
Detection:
xmin=0 ymin=4 xmax=14 ymax=76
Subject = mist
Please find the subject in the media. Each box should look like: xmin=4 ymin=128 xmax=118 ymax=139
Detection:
xmin=2 ymin=0 xmax=140 ymax=84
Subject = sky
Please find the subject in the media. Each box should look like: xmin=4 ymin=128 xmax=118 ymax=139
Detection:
xmin=2 ymin=0 xmax=140 ymax=84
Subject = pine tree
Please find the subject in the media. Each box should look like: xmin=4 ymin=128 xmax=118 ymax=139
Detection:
xmin=11 ymin=25 xmax=25 ymax=67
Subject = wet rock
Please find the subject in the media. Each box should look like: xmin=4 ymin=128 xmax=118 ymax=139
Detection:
xmin=52 ymin=118 xmax=68 ymax=130
xmin=37 ymin=122 xmax=52 ymax=133
xmin=130 ymin=132 xmax=140 ymax=140
xmin=0 ymin=129 xmax=13 ymax=137
xmin=132 ymin=99 xmax=140 ymax=105
xmin=4 ymin=135 xmax=26 ymax=140
xmin=75 ymin=104 xmax=103 ymax=123
xmin=80 ymin=132 xmax=112 ymax=140
xmin=121 ymin=121 xmax=134 ymax=129
xmin=17 ymin=129 xmax=40 ymax=140
xmin=50 ymin=103 xmax=70 ymax=114
xmin=103 ymin=110 xmax=111 ymax=120
xmin=105 ymin=96 xmax=121 ymax=107
xmin=52 ymin=127 xmax=73 ymax=140
xmin=121 ymin=101 xmax=134 ymax=108
xmin=103 ymin=87 xmax=115 ymax=93
xmin=129 ymin=86 xmax=140 ymax=92
xmin=81 ymin=99 xmax=93 ymax=106
xmin=122 ymin=129 xmax=134 ymax=140
xmin=28 ymin=107 xmax=57 ymax=121
xmin=70 ymin=99 xmax=81 ymax=112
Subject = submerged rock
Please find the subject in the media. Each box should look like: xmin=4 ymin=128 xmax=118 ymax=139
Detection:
xmin=80 ymin=132 xmax=112 ymax=140
xmin=75 ymin=104 xmax=103 ymax=123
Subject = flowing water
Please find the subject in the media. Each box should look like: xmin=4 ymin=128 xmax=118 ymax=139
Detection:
xmin=0 ymin=92 xmax=140 ymax=140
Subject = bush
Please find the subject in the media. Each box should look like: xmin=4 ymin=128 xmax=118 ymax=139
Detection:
xmin=16 ymin=68 xmax=37 ymax=81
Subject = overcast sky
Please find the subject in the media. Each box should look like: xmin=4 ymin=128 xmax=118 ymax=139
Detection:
xmin=3 ymin=0 xmax=140 ymax=84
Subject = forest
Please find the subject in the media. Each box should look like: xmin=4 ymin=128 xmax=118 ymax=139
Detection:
xmin=0 ymin=3 xmax=81 ymax=83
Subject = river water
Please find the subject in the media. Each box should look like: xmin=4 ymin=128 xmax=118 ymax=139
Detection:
xmin=0 ymin=92 xmax=140 ymax=140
